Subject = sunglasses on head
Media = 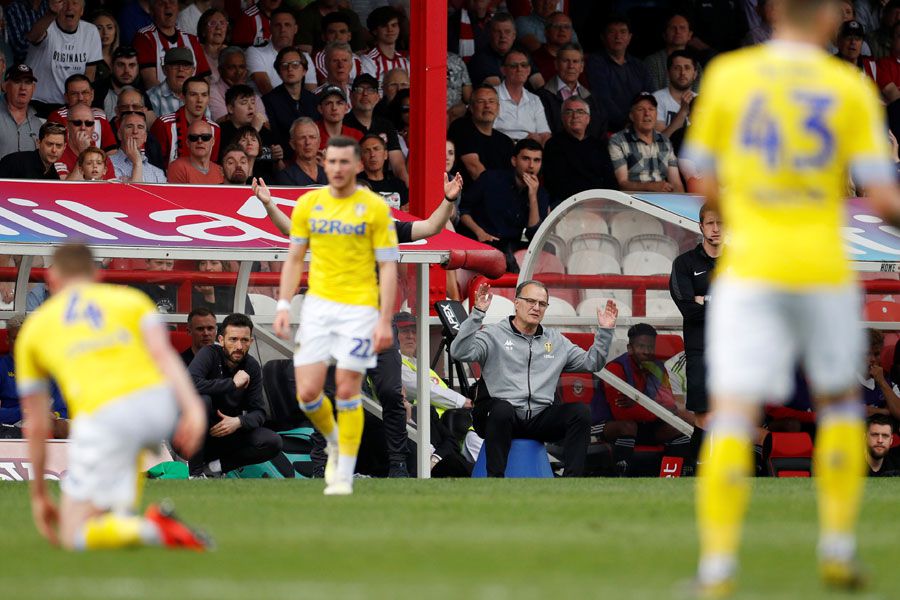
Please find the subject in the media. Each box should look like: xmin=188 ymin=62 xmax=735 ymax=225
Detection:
xmin=188 ymin=133 xmax=213 ymax=142
xmin=70 ymin=119 xmax=95 ymax=127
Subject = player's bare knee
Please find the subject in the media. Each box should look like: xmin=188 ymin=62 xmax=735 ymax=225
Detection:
xmin=814 ymin=388 xmax=859 ymax=410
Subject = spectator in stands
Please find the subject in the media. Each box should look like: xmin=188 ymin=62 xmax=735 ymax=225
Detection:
xmin=387 ymin=89 xmax=410 ymax=157
xmin=468 ymin=12 xmax=517 ymax=86
xmin=232 ymin=0 xmax=280 ymax=48
xmin=263 ymin=48 xmax=318 ymax=158
xmin=836 ymin=20 xmax=877 ymax=80
xmin=493 ymin=48 xmax=551 ymax=144
xmin=537 ymin=42 xmax=606 ymax=136
xmin=866 ymin=414 xmax=900 ymax=476
xmin=0 ymin=312 xmax=68 ymax=434
xmin=111 ymin=111 xmax=166 ymax=182
xmin=530 ymin=11 xmax=576 ymax=84
xmin=147 ymin=47 xmax=195 ymax=117
xmin=377 ymin=67 xmax=409 ymax=116
xmin=218 ymin=85 xmax=280 ymax=167
xmin=868 ymin=0 xmax=900 ymax=58
xmin=0 ymin=63 xmax=42 ymax=159
xmin=166 ymin=119 xmax=224 ymax=184
xmin=516 ymin=0 xmax=578 ymax=53
xmin=26 ymin=0 xmax=103 ymax=115
xmin=209 ymin=47 xmax=269 ymax=123
xmin=316 ymin=85 xmax=363 ymax=148
xmin=92 ymin=46 xmax=148 ymax=120
xmin=586 ymin=15 xmax=652 ymax=134
xmin=609 ymin=92 xmax=684 ymax=193
xmin=359 ymin=134 xmax=408 ymax=210
xmin=273 ymin=117 xmax=326 ymax=185
xmin=6 ymin=0 xmax=47 ymax=64
xmin=197 ymin=8 xmax=227 ymax=80
xmin=542 ymin=97 xmax=617 ymax=206
xmin=877 ymin=21 xmax=900 ymax=101
xmin=247 ymin=8 xmax=315 ymax=96
xmin=315 ymin=41 xmax=355 ymax=101
xmin=181 ymin=306 xmax=217 ymax=366
xmin=221 ymin=144 xmax=251 ymax=184
xmin=151 ymin=75 xmax=221 ymax=166
xmin=447 ymin=51 xmax=473 ymax=122
xmin=861 ymin=328 xmax=900 ymax=419
xmin=112 ymin=87 xmax=166 ymax=169
xmin=0 ymin=121 xmax=66 ymax=179
xmin=345 ymin=73 xmax=409 ymax=185
xmin=191 ymin=259 xmax=253 ymax=314
xmin=448 ymin=0 xmax=493 ymax=62
xmin=855 ymin=0 xmax=886 ymax=45
xmin=459 ymin=138 xmax=549 ymax=269
xmin=448 ymin=84 xmax=514 ymax=185
xmin=652 ymin=50 xmax=698 ymax=152
xmin=234 ymin=125 xmax=272 ymax=179
xmin=600 ymin=323 xmax=693 ymax=475
xmin=136 ymin=257 xmax=177 ymax=312
xmin=451 ymin=281 xmax=617 ymax=477
xmin=70 ymin=146 xmax=108 ymax=180
xmin=118 ymin=0 xmax=153 ymax=47
xmin=134 ymin=0 xmax=211 ymax=88
xmin=669 ymin=203 xmax=721 ymax=463
xmin=312 ymin=12 xmax=374 ymax=85
xmin=296 ymin=0 xmax=366 ymax=54
xmin=47 ymin=74 xmax=118 ymax=154
xmin=93 ymin=10 xmax=119 ymax=84
xmin=682 ymin=0 xmax=747 ymax=56
xmin=365 ymin=6 xmax=409 ymax=82
xmin=56 ymin=103 xmax=116 ymax=179
xmin=188 ymin=312 xmax=281 ymax=477
xmin=644 ymin=13 xmax=701 ymax=94
xmin=176 ymin=0 xmax=208 ymax=36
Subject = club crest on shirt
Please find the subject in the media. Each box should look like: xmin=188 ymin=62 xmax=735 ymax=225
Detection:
xmin=355 ymin=203 xmax=366 ymax=217
xmin=544 ymin=342 xmax=553 ymax=354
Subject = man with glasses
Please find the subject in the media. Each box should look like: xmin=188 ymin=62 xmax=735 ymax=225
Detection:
xmin=0 ymin=63 xmax=42 ymax=160
xmin=516 ymin=1 xmax=579 ymax=52
xmin=166 ymin=119 xmax=223 ymax=184
xmin=531 ymin=11 xmax=577 ymax=83
xmin=344 ymin=73 xmax=408 ymax=185
xmin=56 ymin=103 xmax=116 ymax=179
xmin=151 ymin=75 xmax=221 ymax=167
xmin=47 ymin=74 xmax=118 ymax=154
xmin=451 ymin=280 xmax=618 ymax=477
xmin=247 ymin=8 xmax=316 ymax=96
xmin=538 ymin=42 xmax=606 ymax=136
xmin=262 ymin=47 xmax=319 ymax=158
xmin=493 ymin=48 xmax=551 ymax=145
xmin=147 ymin=47 xmax=195 ymax=118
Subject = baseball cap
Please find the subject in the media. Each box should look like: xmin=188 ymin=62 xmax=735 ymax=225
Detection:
xmin=838 ymin=20 xmax=865 ymax=39
xmin=112 ymin=46 xmax=138 ymax=60
xmin=4 ymin=63 xmax=37 ymax=82
xmin=317 ymin=84 xmax=348 ymax=104
xmin=351 ymin=73 xmax=379 ymax=91
xmin=164 ymin=47 xmax=195 ymax=66
xmin=631 ymin=91 xmax=657 ymax=108
xmin=393 ymin=311 xmax=415 ymax=327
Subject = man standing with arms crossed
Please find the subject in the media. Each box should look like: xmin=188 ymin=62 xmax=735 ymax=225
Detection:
xmin=272 ymin=136 xmax=398 ymax=495
xmin=684 ymin=0 xmax=900 ymax=594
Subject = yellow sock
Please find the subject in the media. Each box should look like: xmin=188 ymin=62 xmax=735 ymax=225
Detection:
xmin=336 ymin=396 xmax=364 ymax=459
xmin=300 ymin=393 xmax=337 ymax=442
xmin=79 ymin=514 xmax=149 ymax=550
xmin=697 ymin=427 xmax=753 ymax=564
xmin=815 ymin=406 xmax=866 ymax=557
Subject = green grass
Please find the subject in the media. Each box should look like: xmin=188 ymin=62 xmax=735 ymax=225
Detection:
xmin=1 ymin=478 xmax=898 ymax=599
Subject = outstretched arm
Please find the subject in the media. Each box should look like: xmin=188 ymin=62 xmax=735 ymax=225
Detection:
xmin=409 ymin=172 xmax=463 ymax=241
xmin=253 ymin=177 xmax=292 ymax=235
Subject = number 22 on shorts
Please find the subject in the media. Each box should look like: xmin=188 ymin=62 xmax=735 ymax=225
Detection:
xmin=349 ymin=337 xmax=372 ymax=358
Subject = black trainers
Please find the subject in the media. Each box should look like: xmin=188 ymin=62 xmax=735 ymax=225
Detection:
xmin=388 ymin=461 xmax=409 ymax=478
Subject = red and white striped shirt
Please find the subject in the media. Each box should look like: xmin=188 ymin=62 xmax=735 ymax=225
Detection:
xmin=47 ymin=107 xmax=118 ymax=152
xmin=365 ymin=46 xmax=409 ymax=82
xmin=134 ymin=25 xmax=212 ymax=84
xmin=232 ymin=4 xmax=270 ymax=48
xmin=313 ymin=50 xmax=375 ymax=86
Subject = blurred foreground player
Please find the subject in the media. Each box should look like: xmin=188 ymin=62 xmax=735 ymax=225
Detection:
xmin=683 ymin=0 xmax=900 ymax=594
xmin=18 ymin=244 xmax=210 ymax=551
xmin=272 ymin=136 xmax=399 ymax=495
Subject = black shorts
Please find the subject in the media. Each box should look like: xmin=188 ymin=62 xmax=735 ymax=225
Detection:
xmin=685 ymin=350 xmax=708 ymax=414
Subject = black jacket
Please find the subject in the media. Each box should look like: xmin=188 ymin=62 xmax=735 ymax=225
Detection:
xmin=669 ymin=243 xmax=716 ymax=352
xmin=188 ymin=344 xmax=266 ymax=430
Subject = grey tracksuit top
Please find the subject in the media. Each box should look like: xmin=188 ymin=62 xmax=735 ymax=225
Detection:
xmin=450 ymin=307 xmax=614 ymax=417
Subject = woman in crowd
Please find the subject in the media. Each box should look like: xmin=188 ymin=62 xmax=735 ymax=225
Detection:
xmin=198 ymin=8 xmax=229 ymax=83
xmin=93 ymin=11 xmax=120 ymax=84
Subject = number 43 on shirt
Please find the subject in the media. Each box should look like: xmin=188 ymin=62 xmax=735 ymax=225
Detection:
xmin=740 ymin=92 xmax=835 ymax=170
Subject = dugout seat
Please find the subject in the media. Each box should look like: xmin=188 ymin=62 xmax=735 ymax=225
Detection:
xmin=654 ymin=334 xmax=684 ymax=361
xmin=577 ymin=296 xmax=633 ymax=318
xmin=609 ymin=210 xmax=664 ymax=246
xmin=568 ymin=233 xmax=621 ymax=261
xmin=864 ymin=300 xmax=900 ymax=322
xmin=514 ymin=249 xmax=578 ymax=307
xmin=763 ymin=432 xmax=813 ymax=477
xmin=544 ymin=297 xmax=576 ymax=317
xmin=622 ymin=250 xmax=673 ymax=276
xmin=555 ymin=209 xmax=608 ymax=243
xmin=248 ymin=293 xmax=277 ymax=314
xmin=567 ymin=249 xmax=621 ymax=275
xmin=625 ymin=234 xmax=679 ymax=262
xmin=484 ymin=295 xmax=515 ymax=320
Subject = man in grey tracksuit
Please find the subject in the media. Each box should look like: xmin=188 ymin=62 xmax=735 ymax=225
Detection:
xmin=451 ymin=280 xmax=619 ymax=476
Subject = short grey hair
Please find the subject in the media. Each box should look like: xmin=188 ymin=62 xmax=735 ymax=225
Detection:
xmin=218 ymin=46 xmax=245 ymax=66
xmin=515 ymin=280 xmax=548 ymax=298
xmin=562 ymin=96 xmax=590 ymax=115
xmin=7 ymin=312 xmax=26 ymax=330
xmin=289 ymin=116 xmax=318 ymax=139
xmin=324 ymin=41 xmax=353 ymax=61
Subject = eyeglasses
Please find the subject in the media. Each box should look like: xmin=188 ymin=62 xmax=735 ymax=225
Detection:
xmin=117 ymin=103 xmax=145 ymax=111
xmin=279 ymin=60 xmax=304 ymax=70
xmin=70 ymin=119 xmax=95 ymax=127
xmin=516 ymin=297 xmax=549 ymax=309
xmin=354 ymin=86 xmax=379 ymax=95
xmin=563 ymin=108 xmax=589 ymax=116
xmin=504 ymin=61 xmax=530 ymax=69
xmin=188 ymin=133 xmax=213 ymax=142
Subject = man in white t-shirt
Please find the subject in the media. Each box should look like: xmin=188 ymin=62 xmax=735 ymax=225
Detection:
xmin=493 ymin=48 xmax=551 ymax=144
xmin=25 ymin=0 xmax=102 ymax=114
xmin=651 ymin=50 xmax=697 ymax=150
xmin=246 ymin=8 xmax=315 ymax=95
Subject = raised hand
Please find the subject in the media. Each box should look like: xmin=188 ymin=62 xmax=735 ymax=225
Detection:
xmin=522 ymin=172 xmax=540 ymax=196
xmin=252 ymin=177 xmax=272 ymax=205
xmin=474 ymin=282 xmax=493 ymax=312
xmin=597 ymin=299 xmax=618 ymax=328
xmin=443 ymin=171 xmax=463 ymax=200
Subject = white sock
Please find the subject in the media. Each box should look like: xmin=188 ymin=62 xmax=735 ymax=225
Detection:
xmin=336 ymin=454 xmax=356 ymax=482
xmin=819 ymin=533 xmax=856 ymax=562
xmin=325 ymin=428 xmax=339 ymax=447
xmin=698 ymin=554 xmax=737 ymax=584
xmin=208 ymin=459 xmax=222 ymax=474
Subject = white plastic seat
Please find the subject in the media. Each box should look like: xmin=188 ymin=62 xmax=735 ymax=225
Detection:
xmin=484 ymin=295 xmax=515 ymax=320
xmin=625 ymin=233 xmax=679 ymax=262
xmin=576 ymin=296 xmax=633 ymax=317
xmin=645 ymin=295 xmax=681 ymax=317
xmin=544 ymin=296 xmax=576 ymax=317
xmin=568 ymin=233 xmax=621 ymax=261
xmin=622 ymin=251 xmax=673 ymax=276
xmin=554 ymin=209 xmax=608 ymax=243
xmin=248 ymin=293 xmax=277 ymax=314
xmin=609 ymin=210 xmax=664 ymax=246
xmin=567 ymin=250 xmax=621 ymax=275
xmin=542 ymin=234 xmax=569 ymax=264
xmin=515 ymin=249 xmax=566 ymax=274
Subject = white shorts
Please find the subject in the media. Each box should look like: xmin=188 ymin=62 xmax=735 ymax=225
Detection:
xmin=293 ymin=295 xmax=379 ymax=373
xmin=62 ymin=385 xmax=177 ymax=513
xmin=707 ymin=278 xmax=863 ymax=402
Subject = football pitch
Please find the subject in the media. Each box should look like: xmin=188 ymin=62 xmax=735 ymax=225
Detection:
xmin=1 ymin=478 xmax=898 ymax=599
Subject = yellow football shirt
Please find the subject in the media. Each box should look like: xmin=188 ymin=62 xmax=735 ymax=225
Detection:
xmin=15 ymin=283 xmax=166 ymax=418
xmin=684 ymin=41 xmax=894 ymax=288
xmin=289 ymin=186 xmax=399 ymax=308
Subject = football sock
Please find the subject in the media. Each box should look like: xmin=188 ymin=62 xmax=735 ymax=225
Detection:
xmin=300 ymin=393 xmax=338 ymax=445
xmin=697 ymin=414 xmax=753 ymax=579
xmin=336 ymin=395 xmax=364 ymax=481
xmin=815 ymin=401 xmax=865 ymax=562
xmin=613 ymin=436 xmax=635 ymax=464
xmin=76 ymin=514 xmax=160 ymax=550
